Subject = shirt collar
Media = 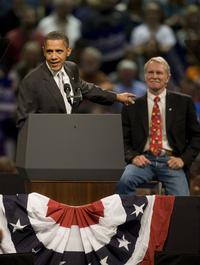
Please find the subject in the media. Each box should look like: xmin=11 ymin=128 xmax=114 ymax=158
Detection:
xmin=147 ymin=89 xmax=166 ymax=102
xmin=46 ymin=61 xmax=65 ymax=77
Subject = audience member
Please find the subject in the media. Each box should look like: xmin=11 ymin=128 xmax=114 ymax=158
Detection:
xmin=79 ymin=47 xmax=113 ymax=91
xmin=115 ymin=0 xmax=144 ymax=41
xmin=0 ymin=68 xmax=17 ymax=159
xmin=113 ymin=59 xmax=147 ymax=96
xmin=111 ymin=59 xmax=147 ymax=113
xmin=37 ymin=0 xmax=81 ymax=48
xmin=4 ymin=4 xmax=44 ymax=71
xmin=78 ymin=46 xmax=114 ymax=113
xmin=130 ymin=1 xmax=176 ymax=55
xmin=79 ymin=0 xmax=129 ymax=73
xmin=175 ymin=4 xmax=200 ymax=71
xmin=130 ymin=1 xmax=184 ymax=86
xmin=176 ymin=4 xmax=200 ymax=48
xmin=9 ymin=40 xmax=42 ymax=91
xmin=161 ymin=0 xmax=186 ymax=31
xmin=0 ymin=0 xmax=26 ymax=37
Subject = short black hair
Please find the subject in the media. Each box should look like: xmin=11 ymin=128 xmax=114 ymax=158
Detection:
xmin=44 ymin=31 xmax=69 ymax=47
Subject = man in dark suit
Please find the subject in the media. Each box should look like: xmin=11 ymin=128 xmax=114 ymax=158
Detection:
xmin=17 ymin=31 xmax=134 ymax=127
xmin=116 ymin=56 xmax=200 ymax=195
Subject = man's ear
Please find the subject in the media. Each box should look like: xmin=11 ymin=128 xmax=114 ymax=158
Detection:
xmin=42 ymin=46 xmax=45 ymax=55
xmin=67 ymin=48 xmax=72 ymax=57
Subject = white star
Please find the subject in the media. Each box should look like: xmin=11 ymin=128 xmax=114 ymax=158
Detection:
xmin=101 ymin=256 xmax=109 ymax=265
xmin=117 ymin=235 xmax=131 ymax=251
xmin=131 ymin=203 xmax=145 ymax=217
xmin=10 ymin=219 xmax=27 ymax=233
xmin=59 ymin=262 xmax=66 ymax=265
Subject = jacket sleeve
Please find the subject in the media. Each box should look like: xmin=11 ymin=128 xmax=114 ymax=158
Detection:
xmin=121 ymin=106 xmax=140 ymax=163
xmin=180 ymin=97 xmax=200 ymax=167
xmin=80 ymin=79 xmax=117 ymax=105
xmin=16 ymin=76 xmax=39 ymax=128
xmin=69 ymin=61 xmax=117 ymax=105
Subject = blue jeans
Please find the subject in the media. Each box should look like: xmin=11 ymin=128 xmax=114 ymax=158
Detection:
xmin=116 ymin=154 xmax=190 ymax=196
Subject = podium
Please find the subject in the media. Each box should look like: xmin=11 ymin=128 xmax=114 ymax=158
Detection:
xmin=16 ymin=114 xmax=125 ymax=203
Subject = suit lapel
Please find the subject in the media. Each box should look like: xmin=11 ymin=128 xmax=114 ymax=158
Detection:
xmin=166 ymin=91 xmax=176 ymax=132
xmin=64 ymin=64 xmax=77 ymax=95
xmin=42 ymin=63 xmax=66 ymax=112
xmin=140 ymin=95 xmax=149 ymax=136
xmin=64 ymin=63 xmax=83 ymax=108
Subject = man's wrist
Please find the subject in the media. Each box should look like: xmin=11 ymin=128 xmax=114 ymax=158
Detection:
xmin=116 ymin=94 xmax=121 ymax=102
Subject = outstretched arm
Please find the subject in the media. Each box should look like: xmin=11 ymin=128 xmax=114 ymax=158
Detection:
xmin=116 ymin=93 xmax=135 ymax=106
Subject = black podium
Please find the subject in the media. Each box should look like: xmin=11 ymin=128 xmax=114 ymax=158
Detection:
xmin=16 ymin=114 xmax=125 ymax=181
xmin=0 ymin=253 xmax=34 ymax=265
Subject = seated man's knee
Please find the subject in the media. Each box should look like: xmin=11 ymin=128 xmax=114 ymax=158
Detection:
xmin=116 ymin=165 xmax=137 ymax=194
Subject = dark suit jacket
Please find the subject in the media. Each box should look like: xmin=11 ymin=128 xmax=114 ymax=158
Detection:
xmin=122 ymin=91 xmax=200 ymax=169
xmin=17 ymin=61 xmax=116 ymax=127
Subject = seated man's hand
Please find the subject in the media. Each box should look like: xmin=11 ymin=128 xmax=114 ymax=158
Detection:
xmin=132 ymin=155 xmax=151 ymax=167
xmin=116 ymin=93 xmax=135 ymax=105
xmin=167 ymin=156 xmax=184 ymax=169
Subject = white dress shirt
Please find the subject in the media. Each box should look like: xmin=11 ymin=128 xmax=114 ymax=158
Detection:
xmin=47 ymin=63 xmax=73 ymax=113
xmin=144 ymin=89 xmax=172 ymax=152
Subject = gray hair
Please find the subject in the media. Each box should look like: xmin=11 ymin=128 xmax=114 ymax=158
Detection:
xmin=144 ymin=56 xmax=171 ymax=76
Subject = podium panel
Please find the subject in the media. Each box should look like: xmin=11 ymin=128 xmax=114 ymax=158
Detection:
xmin=16 ymin=114 xmax=125 ymax=181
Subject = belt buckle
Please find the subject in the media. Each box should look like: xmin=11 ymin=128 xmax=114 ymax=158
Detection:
xmin=160 ymin=150 xmax=166 ymax=156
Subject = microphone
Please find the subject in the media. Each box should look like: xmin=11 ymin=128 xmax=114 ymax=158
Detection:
xmin=63 ymin=83 xmax=72 ymax=105
xmin=63 ymin=84 xmax=83 ymax=105
xmin=64 ymin=83 xmax=71 ymax=97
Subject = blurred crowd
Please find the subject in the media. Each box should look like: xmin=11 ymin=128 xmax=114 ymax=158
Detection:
xmin=0 ymin=0 xmax=200 ymax=193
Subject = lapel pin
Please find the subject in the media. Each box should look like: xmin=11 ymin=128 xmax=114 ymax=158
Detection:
xmin=169 ymin=108 xmax=172 ymax=111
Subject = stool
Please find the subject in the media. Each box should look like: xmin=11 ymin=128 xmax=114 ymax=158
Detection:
xmin=137 ymin=180 xmax=163 ymax=195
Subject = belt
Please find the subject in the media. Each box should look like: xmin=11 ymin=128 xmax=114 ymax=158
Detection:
xmin=162 ymin=149 xmax=173 ymax=156
xmin=144 ymin=149 xmax=173 ymax=156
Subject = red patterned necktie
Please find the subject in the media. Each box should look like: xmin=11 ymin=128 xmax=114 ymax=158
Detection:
xmin=149 ymin=96 xmax=162 ymax=156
